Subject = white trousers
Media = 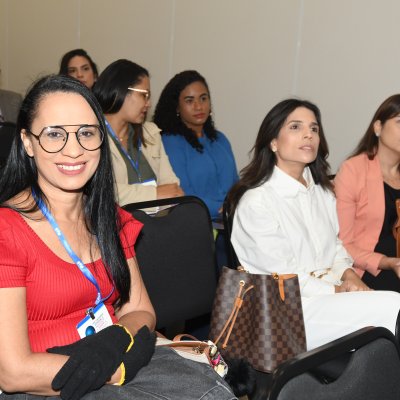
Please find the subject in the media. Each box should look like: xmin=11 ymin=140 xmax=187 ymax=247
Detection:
xmin=302 ymin=290 xmax=400 ymax=350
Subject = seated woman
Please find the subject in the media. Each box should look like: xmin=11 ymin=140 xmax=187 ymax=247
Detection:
xmin=228 ymin=98 xmax=400 ymax=351
xmin=153 ymin=70 xmax=238 ymax=221
xmin=59 ymin=49 xmax=98 ymax=90
xmin=335 ymin=94 xmax=400 ymax=292
xmin=0 ymin=75 xmax=236 ymax=399
xmin=93 ymin=59 xmax=183 ymax=206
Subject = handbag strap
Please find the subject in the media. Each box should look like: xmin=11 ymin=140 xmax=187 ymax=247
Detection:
xmin=213 ymin=279 xmax=254 ymax=349
xmin=173 ymin=333 xmax=200 ymax=342
xmin=275 ymin=273 xmax=297 ymax=301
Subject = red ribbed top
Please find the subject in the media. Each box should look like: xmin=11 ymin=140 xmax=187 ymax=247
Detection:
xmin=0 ymin=207 xmax=142 ymax=352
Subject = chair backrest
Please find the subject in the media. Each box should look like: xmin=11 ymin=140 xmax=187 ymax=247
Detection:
xmin=123 ymin=196 xmax=218 ymax=334
xmin=267 ymin=326 xmax=400 ymax=400
xmin=222 ymin=198 xmax=240 ymax=268
xmin=0 ymin=122 xmax=16 ymax=169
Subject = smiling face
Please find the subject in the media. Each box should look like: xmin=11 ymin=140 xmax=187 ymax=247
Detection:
xmin=67 ymin=56 xmax=97 ymax=89
xmin=177 ymin=81 xmax=211 ymax=135
xmin=271 ymin=106 xmax=320 ymax=177
xmin=21 ymin=92 xmax=101 ymax=195
xmin=120 ymin=75 xmax=151 ymax=124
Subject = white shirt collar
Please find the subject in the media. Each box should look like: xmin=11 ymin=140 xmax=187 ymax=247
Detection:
xmin=265 ymin=165 xmax=315 ymax=198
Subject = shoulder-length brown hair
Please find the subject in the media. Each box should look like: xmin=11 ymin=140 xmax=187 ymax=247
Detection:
xmin=352 ymin=94 xmax=400 ymax=159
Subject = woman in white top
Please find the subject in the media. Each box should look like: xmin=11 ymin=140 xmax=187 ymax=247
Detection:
xmin=228 ymin=98 xmax=400 ymax=350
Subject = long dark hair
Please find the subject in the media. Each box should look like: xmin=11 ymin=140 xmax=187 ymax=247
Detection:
xmin=351 ymin=94 xmax=400 ymax=159
xmin=93 ymin=59 xmax=149 ymax=149
xmin=59 ymin=49 xmax=99 ymax=79
xmin=227 ymin=98 xmax=333 ymax=214
xmin=153 ymin=70 xmax=217 ymax=152
xmin=0 ymin=74 xmax=130 ymax=308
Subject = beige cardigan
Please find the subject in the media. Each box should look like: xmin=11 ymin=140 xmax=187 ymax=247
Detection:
xmin=108 ymin=121 xmax=179 ymax=206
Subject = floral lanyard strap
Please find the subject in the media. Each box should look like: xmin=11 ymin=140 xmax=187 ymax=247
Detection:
xmin=32 ymin=189 xmax=114 ymax=306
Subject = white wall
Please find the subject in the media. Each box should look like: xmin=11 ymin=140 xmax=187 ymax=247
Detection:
xmin=1 ymin=0 xmax=399 ymax=172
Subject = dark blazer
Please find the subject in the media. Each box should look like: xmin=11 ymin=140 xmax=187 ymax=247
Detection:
xmin=0 ymin=89 xmax=22 ymax=123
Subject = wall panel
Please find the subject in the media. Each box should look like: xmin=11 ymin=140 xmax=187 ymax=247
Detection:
xmin=0 ymin=0 xmax=399 ymax=171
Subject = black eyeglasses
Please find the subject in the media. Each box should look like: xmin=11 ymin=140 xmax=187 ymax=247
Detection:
xmin=27 ymin=125 xmax=104 ymax=153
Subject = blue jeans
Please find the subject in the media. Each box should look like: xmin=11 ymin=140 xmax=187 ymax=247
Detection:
xmin=1 ymin=347 xmax=237 ymax=400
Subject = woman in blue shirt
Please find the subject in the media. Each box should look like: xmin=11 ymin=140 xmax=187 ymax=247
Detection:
xmin=153 ymin=70 xmax=238 ymax=221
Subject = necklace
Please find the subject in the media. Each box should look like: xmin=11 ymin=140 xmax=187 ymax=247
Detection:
xmin=117 ymin=124 xmax=129 ymax=143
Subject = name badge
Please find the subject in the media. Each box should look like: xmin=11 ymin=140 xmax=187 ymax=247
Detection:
xmin=141 ymin=179 xmax=157 ymax=187
xmin=76 ymin=302 xmax=113 ymax=338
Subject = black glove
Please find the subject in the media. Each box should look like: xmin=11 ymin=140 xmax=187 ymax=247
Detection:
xmin=47 ymin=324 xmax=133 ymax=400
xmin=224 ymin=357 xmax=256 ymax=397
xmin=120 ymin=326 xmax=156 ymax=385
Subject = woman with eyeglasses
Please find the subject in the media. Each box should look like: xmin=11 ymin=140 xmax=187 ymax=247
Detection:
xmin=59 ymin=49 xmax=98 ymax=90
xmin=0 ymin=75 xmax=236 ymax=399
xmin=93 ymin=59 xmax=184 ymax=206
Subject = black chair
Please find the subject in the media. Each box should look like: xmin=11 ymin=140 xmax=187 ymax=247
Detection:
xmin=123 ymin=196 xmax=218 ymax=338
xmin=222 ymin=198 xmax=240 ymax=268
xmin=0 ymin=122 xmax=16 ymax=170
xmin=267 ymin=326 xmax=400 ymax=400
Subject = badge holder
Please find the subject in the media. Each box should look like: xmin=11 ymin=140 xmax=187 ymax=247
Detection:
xmin=76 ymin=302 xmax=113 ymax=338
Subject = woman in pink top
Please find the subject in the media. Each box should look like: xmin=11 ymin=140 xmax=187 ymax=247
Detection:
xmin=0 ymin=75 xmax=236 ymax=400
xmin=335 ymin=94 xmax=400 ymax=292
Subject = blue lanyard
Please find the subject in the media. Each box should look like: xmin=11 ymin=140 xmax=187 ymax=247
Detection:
xmin=32 ymin=190 xmax=113 ymax=305
xmin=105 ymin=119 xmax=143 ymax=182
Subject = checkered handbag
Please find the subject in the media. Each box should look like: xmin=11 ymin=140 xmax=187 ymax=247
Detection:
xmin=209 ymin=266 xmax=307 ymax=373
